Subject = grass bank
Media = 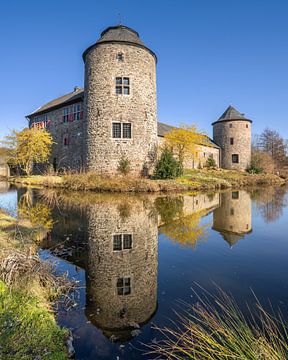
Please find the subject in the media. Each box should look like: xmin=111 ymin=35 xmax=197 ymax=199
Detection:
xmin=0 ymin=280 xmax=69 ymax=360
xmin=0 ymin=209 xmax=72 ymax=360
xmin=9 ymin=169 xmax=286 ymax=192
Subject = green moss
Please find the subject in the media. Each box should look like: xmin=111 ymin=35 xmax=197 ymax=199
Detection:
xmin=0 ymin=281 xmax=68 ymax=360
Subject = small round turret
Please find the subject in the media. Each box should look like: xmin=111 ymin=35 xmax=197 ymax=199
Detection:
xmin=212 ymin=106 xmax=252 ymax=170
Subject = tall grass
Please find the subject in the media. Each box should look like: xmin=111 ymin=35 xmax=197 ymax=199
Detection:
xmin=148 ymin=286 xmax=288 ymax=359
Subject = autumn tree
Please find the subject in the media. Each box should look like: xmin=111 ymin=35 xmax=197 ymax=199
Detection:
xmin=164 ymin=125 xmax=209 ymax=166
xmin=3 ymin=128 xmax=53 ymax=175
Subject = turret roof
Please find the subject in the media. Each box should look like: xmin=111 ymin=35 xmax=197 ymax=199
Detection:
xmin=212 ymin=105 xmax=252 ymax=125
xmin=82 ymin=24 xmax=157 ymax=62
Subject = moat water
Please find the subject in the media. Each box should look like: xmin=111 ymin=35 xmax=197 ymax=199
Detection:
xmin=0 ymin=182 xmax=288 ymax=359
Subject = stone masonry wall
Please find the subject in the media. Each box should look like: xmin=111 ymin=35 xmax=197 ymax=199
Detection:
xmin=29 ymin=100 xmax=84 ymax=171
xmin=84 ymin=43 xmax=157 ymax=176
xmin=85 ymin=196 xmax=158 ymax=338
xmin=213 ymin=120 xmax=251 ymax=170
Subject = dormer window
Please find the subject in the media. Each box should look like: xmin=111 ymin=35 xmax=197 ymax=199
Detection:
xmin=115 ymin=77 xmax=130 ymax=95
xmin=116 ymin=53 xmax=124 ymax=61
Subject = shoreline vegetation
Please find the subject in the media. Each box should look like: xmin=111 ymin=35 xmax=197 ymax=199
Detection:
xmin=6 ymin=168 xmax=287 ymax=193
xmin=0 ymin=209 xmax=72 ymax=360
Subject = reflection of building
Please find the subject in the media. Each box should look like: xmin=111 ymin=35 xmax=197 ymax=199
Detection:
xmin=85 ymin=196 xmax=158 ymax=341
xmin=213 ymin=190 xmax=252 ymax=246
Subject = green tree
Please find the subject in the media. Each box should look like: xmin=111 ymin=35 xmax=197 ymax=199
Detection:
xmin=3 ymin=128 xmax=53 ymax=175
xmin=154 ymin=147 xmax=183 ymax=179
xmin=205 ymin=155 xmax=216 ymax=168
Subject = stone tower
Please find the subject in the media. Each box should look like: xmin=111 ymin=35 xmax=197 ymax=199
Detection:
xmin=212 ymin=190 xmax=252 ymax=246
xmin=212 ymin=106 xmax=252 ymax=170
xmin=83 ymin=25 xmax=158 ymax=175
xmin=85 ymin=195 xmax=158 ymax=340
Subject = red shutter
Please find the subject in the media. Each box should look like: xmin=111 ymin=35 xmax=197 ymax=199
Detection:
xmin=80 ymin=111 xmax=84 ymax=119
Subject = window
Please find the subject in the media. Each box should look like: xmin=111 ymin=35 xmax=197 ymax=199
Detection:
xmin=123 ymin=123 xmax=131 ymax=138
xmin=31 ymin=114 xmax=49 ymax=129
xmin=232 ymin=154 xmax=239 ymax=163
xmin=246 ymin=124 xmax=249 ymax=128
xmin=123 ymin=234 xmax=132 ymax=249
xmin=113 ymin=234 xmax=132 ymax=251
xmin=229 ymin=123 xmax=233 ymax=128
xmin=117 ymin=277 xmax=131 ymax=295
xmin=73 ymin=104 xmax=82 ymax=120
xmin=115 ymin=77 xmax=130 ymax=95
xmin=63 ymin=136 xmax=69 ymax=147
xmin=230 ymin=208 xmax=234 ymax=216
xmin=113 ymin=234 xmax=122 ymax=251
xmin=117 ymin=53 xmax=124 ymax=61
xmin=112 ymin=122 xmax=132 ymax=139
xmin=230 ymin=137 xmax=234 ymax=145
xmin=232 ymin=191 xmax=239 ymax=200
xmin=112 ymin=123 xmax=121 ymax=138
xmin=63 ymin=108 xmax=69 ymax=123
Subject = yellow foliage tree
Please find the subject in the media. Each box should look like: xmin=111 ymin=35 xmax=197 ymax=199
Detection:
xmin=3 ymin=128 xmax=53 ymax=175
xmin=164 ymin=125 xmax=209 ymax=165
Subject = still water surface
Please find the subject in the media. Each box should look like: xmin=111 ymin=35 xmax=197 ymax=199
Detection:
xmin=0 ymin=183 xmax=288 ymax=359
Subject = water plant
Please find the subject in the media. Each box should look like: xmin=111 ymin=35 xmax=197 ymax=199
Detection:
xmin=148 ymin=285 xmax=288 ymax=359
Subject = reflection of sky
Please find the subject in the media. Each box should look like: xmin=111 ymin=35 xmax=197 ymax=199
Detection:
xmin=0 ymin=190 xmax=18 ymax=217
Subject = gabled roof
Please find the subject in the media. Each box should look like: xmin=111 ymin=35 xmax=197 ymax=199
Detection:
xmin=82 ymin=24 xmax=157 ymax=62
xmin=212 ymin=105 xmax=252 ymax=125
xmin=26 ymin=87 xmax=84 ymax=117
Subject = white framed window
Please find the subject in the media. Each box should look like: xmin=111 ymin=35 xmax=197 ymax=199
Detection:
xmin=112 ymin=122 xmax=132 ymax=139
xmin=113 ymin=234 xmax=133 ymax=251
xmin=117 ymin=277 xmax=131 ymax=295
xmin=115 ymin=77 xmax=130 ymax=95
xmin=116 ymin=53 xmax=124 ymax=61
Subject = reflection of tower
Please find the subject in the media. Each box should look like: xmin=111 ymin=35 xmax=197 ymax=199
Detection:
xmin=85 ymin=196 xmax=158 ymax=341
xmin=213 ymin=190 xmax=252 ymax=246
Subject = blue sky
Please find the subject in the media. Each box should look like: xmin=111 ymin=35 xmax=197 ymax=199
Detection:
xmin=0 ymin=0 xmax=287 ymax=139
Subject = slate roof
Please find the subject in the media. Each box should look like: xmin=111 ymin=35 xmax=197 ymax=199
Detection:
xmin=27 ymin=87 xmax=84 ymax=117
xmin=82 ymin=25 xmax=157 ymax=61
xmin=212 ymin=105 xmax=252 ymax=125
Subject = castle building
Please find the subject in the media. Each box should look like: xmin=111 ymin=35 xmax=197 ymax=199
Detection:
xmin=26 ymin=25 xmax=252 ymax=174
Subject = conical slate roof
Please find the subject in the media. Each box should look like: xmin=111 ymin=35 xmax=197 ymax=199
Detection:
xmin=212 ymin=105 xmax=252 ymax=125
xmin=83 ymin=25 xmax=157 ymax=62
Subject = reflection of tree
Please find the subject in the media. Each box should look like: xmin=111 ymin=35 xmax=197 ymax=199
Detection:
xmin=156 ymin=197 xmax=208 ymax=248
xmin=250 ymin=187 xmax=287 ymax=223
xmin=18 ymin=191 xmax=53 ymax=231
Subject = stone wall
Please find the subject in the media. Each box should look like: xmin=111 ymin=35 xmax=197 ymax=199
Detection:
xmin=29 ymin=99 xmax=84 ymax=171
xmin=84 ymin=43 xmax=157 ymax=176
xmin=213 ymin=120 xmax=251 ymax=170
xmin=85 ymin=196 xmax=158 ymax=340
xmin=158 ymin=137 xmax=220 ymax=169
xmin=213 ymin=190 xmax=252 ymax=245
xmin=0 ymin=155 xmax=10 ymax=177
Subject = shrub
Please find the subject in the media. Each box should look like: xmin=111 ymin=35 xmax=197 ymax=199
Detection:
xmin=117 ymin=157 xmax=131 ymax=175
xmin=205 ymin=155 xmax=217 ymax=168
xmin=154 ymin=147 xmax=183 ymax=179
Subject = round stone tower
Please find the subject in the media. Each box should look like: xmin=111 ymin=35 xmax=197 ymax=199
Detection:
xmin=83 ymin=25 xmax=158 ymax=176
xmin=212 ymin=106 xmax=252 ymax=170
xmin=212 ymin=190 xmax=252 ymax=246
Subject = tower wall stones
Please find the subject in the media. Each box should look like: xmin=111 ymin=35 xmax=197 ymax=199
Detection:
xmin=83 ymin=35 xmax=157 ymax=175
xmin=213 ymin=190 xmax=252 ymax=246
xmin=85 ymin=196 xmax=158 ymax=340
xmin=213 ymin=120 xmax=251 ymax=170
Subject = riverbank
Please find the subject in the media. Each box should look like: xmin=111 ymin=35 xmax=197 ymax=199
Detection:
xmin=0 ymin=209 xmax=71 ymax=360
xmin=8 ymin=169 xmax=286 ymax=192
